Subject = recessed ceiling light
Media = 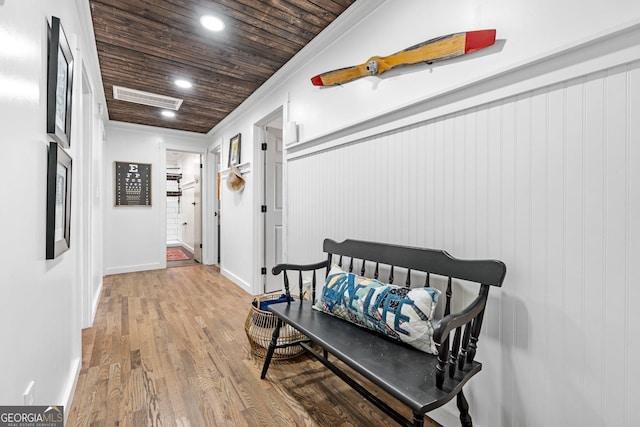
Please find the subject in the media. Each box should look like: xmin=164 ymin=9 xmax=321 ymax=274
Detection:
xmin=161 ymin=110 xmax=176 ymax=118
xmin=174 ymin=79 xmax=192 ymax=89
xmin=200 ymin=15 xmax=225 ymax=32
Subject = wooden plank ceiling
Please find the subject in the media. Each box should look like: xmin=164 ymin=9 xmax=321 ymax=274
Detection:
xmin=89 ymin=0 xmax=356 ymax=134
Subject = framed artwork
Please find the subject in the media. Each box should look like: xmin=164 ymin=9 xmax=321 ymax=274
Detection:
xmin=47 ymin=16 xmax=74 ymax=148
xmin=46 ymin=141 xmax=72 ymax=259
xmin=228 ymin=133 xmax=241 ymax=167
xmin=114 ymin=161 xmax=152 ymax=206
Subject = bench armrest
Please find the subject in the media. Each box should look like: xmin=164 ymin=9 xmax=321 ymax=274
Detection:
xmin=432 ymin=295 xmax=486 ymax=344
xmin=272 ymin=260 xmax=330 ymax=275
xmin=272 ymin=260 xmax=331 ymax=303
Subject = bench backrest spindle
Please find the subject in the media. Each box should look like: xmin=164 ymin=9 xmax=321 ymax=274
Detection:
xmin=283 ymin=271 xmax=291 ymax=301
xmin=448 ymin=326 xmax=462 ymax=378
xmin=444 ymin=276 xmax=453 ymax=317
xmin=388 ymin=265 xmax=394 ymax=284
xmin=360 ymin=260 xmax=366 ymax=277
xmin=311 ymin=270 xmax=317 ymax=305
xmin=458 ymin=323 xmax=472 ymax=370
xmin=298 ymin=270 xmax=303 ymax=301
xmin=466 ymin=285 xmax=490 ymax=363
xmin=405 ymin=268 xmax=412 ymax=288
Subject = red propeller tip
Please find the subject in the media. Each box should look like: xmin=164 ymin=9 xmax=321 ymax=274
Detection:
xmin=311 ymin=75 xmax=324 ymax=86
xmin=464 ymin=29 xmax=496 ymax=54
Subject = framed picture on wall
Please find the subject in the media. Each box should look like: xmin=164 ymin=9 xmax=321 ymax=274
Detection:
xmin=46 ymin=16 xmax=74 ymax=149
xmin=228 ymin=133 xmax=241 ymax=167
xmin=114 ymin=161 xmax=152 ymax=206
xmin=46 ymin=141 xmax=72 ymax=259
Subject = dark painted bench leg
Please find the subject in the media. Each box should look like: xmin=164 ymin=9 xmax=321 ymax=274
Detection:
xmin=456 ymin=390 xmax=473 ymax=427
xmin=413 ymin=412 xmax=424 ymax=427
xmin=260 ymin=318 xmax=283 ymax=379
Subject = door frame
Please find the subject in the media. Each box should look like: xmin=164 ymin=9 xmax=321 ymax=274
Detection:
xmin=206 ymin=146 xmax=222 ymax=266
xmin=80 ymin=64 xmax=96 ymax=328
xmin=263 ymin=126 xmax=284 ymax=293
xmin=252 ymin=106 xmax=284 ymax=295
xmin=193 ymin=154 xmax=203 ymax=262
xmin=164 ymin=148 xmax=207 ymax=262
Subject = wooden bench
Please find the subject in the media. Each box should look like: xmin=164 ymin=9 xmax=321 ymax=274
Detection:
xmin=260 ymin=239 xmax=506 ymax=427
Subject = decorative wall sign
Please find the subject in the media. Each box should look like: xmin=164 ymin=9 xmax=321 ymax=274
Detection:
xmin=46 ymin=141 xmax=72 ymax=259
xmin=311 ymin=29 xmax=496 ymax=86
xmin=114 ymin=161 xmax=152 ymax=206
xmin=47 ymin=16 xmax=74 ymax=148
xmin=228 ymin=133 xmax=241 ymax=167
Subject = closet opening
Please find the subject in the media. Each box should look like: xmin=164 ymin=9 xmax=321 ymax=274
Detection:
xmin=166 ymin=150 xmax=202 ymax=267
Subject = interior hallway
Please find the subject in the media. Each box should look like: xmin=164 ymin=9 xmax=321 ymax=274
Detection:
xmin=65 ymin=265 xmax=441 ymax=426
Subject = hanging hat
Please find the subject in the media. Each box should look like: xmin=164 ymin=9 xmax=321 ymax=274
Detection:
xmin=227 ymin=164 xmax=245 ymax=192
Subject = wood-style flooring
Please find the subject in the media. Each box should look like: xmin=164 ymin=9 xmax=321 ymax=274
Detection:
xmin=66 ymin=265 xmax=441 ymax=427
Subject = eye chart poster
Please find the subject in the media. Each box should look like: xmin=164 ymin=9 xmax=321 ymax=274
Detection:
xmin=115 ymin=161 xmax=152 ymax=206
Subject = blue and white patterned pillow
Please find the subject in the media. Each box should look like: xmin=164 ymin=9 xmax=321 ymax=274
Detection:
xmin=314 ymin=264 xmax=440 ymax=354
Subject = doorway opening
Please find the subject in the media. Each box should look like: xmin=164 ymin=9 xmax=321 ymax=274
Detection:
xmin=166 ymin=150 xmax=202 ymax=267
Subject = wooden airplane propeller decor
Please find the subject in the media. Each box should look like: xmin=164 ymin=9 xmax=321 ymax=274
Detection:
xmin=311 ymin=29 xmax=496 ymax=86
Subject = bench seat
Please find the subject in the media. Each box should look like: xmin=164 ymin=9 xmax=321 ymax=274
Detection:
xmin=268 ymin=300 xmax=481 ymax=415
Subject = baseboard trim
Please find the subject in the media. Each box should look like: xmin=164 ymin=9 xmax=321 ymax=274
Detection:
xmin=89 ymin=279 xmax=103 ymax=326
xmin=221 ymin=268 xmax=252 ymax=294
xmin=61 ymin=356 xmax=81 ymax=424
xmin=105 ymin=262 xmax=164 ymax=275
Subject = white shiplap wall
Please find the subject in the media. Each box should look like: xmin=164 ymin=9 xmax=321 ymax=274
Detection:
xmin=286 ymin=60 xmax=639 ymax=426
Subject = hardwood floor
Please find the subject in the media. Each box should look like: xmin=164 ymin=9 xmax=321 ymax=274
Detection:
xmin=66 ymin=265 xmax=441 ymax=427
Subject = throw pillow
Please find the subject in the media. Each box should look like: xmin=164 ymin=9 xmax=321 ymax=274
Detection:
xmin=314 ymin=264 xmax=440 ymax=354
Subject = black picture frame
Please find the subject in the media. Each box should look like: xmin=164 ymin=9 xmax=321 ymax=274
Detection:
xmin=114 ymin=161 xmax=152 ymax=206
xmin=47 ymin=16 xmax=74 ymax=149
xmin=228 ymin=133 xmax=241 ymax=167
xmin=46 ymin=141 xmax=72 ymax=259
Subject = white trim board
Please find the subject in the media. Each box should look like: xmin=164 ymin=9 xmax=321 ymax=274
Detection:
xmin=61 ymin=357 xmax=81 ymax=425
xmin=221 ymin=268 xmax=253 ymax=294
xmin=105 ymin=262 xmax=164 ymax=276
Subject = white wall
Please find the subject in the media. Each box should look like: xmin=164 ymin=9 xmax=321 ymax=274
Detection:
xmin=104 ymin=123 xmax=207 ymax=275
xmin=288 ymin=58 xmax=640 ymax=426
xmin=207 ymin=0 xmax=640 ymax=425
xmin=0 ymin=0 xmax=106 ymax=411
xmin=218 ymin=156 xmax=255 ymax=292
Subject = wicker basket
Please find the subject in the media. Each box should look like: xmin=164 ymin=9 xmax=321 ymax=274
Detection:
xmin=244 ymin=294 xmax=306 ymax=361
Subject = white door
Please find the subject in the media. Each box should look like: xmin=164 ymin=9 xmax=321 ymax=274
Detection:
xmin=264 ymin=127 xmax=283 ymax=293
xmin=180 ymin=186 xmax=195 ymax=251
xmin=193 ymin=155 xmax=202 ymax=262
